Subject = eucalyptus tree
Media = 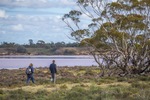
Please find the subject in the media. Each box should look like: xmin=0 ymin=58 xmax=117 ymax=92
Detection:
xmin=62 ymin=0 xmax=150 ymax=76
xmin=36 ymin=40 xmax=46 ymax=48
xmin=29 ymin=39 xmax=34 ymax=46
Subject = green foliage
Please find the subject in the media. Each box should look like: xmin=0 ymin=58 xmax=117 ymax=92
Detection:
xmin=110 ymin=2 xmax=123 ymax=9
xmin=63 ymin=0 xmax=150 ymax=76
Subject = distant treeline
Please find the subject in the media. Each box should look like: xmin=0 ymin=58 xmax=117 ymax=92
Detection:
xmin=0 ymin=40 xmax=84 ymax=55
xmin=0 ymin=40 xmax=80 ymax=48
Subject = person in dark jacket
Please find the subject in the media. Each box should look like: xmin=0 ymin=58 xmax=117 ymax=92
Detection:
xmin=49 ymin=60 xmax=57 ymax=83
xmin=26 ymin=63 xmax=35 ymax=84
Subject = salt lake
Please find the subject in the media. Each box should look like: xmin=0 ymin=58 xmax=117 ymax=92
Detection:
xmin=0 ymin=55 xmax=98 ymax=69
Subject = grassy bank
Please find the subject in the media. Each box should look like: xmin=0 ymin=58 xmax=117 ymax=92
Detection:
xmin=0 ymin=67 xmax=150 ymax=100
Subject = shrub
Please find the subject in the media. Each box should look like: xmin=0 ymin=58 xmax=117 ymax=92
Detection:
xmin=16 ymin=45 xmax=27 ymax=53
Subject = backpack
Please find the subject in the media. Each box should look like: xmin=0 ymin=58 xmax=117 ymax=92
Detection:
xmin=26 ymin=67 xmax=32 ymax=74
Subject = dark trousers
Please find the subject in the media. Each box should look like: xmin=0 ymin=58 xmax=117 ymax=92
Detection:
xmin=26 ymin=74 xmax=35 ymax=84
xmin=51 ymin=73 xmax=55 ymax=82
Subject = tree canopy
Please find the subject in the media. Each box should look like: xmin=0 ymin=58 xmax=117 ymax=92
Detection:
xmin=63 ymin=0 xmax=150 ymax=76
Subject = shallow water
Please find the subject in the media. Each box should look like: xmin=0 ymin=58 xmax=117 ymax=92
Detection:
xmin=0 ymin=55 xmax=98 ymax=69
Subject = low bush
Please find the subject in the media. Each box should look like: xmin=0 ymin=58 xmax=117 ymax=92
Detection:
xmin=0 ymin=67 xmax=149 ymax=100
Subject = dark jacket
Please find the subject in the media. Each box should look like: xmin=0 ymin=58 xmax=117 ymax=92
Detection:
xmin=49 ymin=63 xmax=57 ymax=74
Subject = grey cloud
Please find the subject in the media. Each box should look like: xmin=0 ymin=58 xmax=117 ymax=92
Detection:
xmin=0 ymin=13 xmax=66 ymax=35
xmin=0 ymin=0 xmax=77 ymax=44
xmin=0 ymin=0 xmax=76 ymax=8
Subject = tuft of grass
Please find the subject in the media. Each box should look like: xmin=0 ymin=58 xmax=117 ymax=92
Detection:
xmin=60 ymin=84 xmax=68 ymax=89
xmin=84 ymin=68 xmax=95 ymax=76
xmin=138 ymin=75 xmax=150 ymax=81
xmin=96 ymin=77 xmax=116 ymax=85
xmin=117 ymin=77 xmax=128 ymax=82
xmin=131 ymin=82 xmax=150 ymax=89
xmin=131 ymin=89 xmax=150 ymax=100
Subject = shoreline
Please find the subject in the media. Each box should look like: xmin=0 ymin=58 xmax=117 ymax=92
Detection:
xmin=0 ymin=65 xmax=97 ymax=70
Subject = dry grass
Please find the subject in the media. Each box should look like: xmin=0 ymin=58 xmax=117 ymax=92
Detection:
xmin=0 ymin=66 xmax=149 ymax=100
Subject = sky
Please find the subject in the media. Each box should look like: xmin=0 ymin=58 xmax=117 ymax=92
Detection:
xmin=0 ymin=0 xmax=79 ymax=44
xmin=0 ymin=0 xmax=116 ymax=44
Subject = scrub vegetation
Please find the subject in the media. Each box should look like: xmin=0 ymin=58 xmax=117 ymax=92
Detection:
xmin=0 ymin=66 xmax=149 ymax=100
xmin=0 ymin=42 xmax=89 ymax=55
